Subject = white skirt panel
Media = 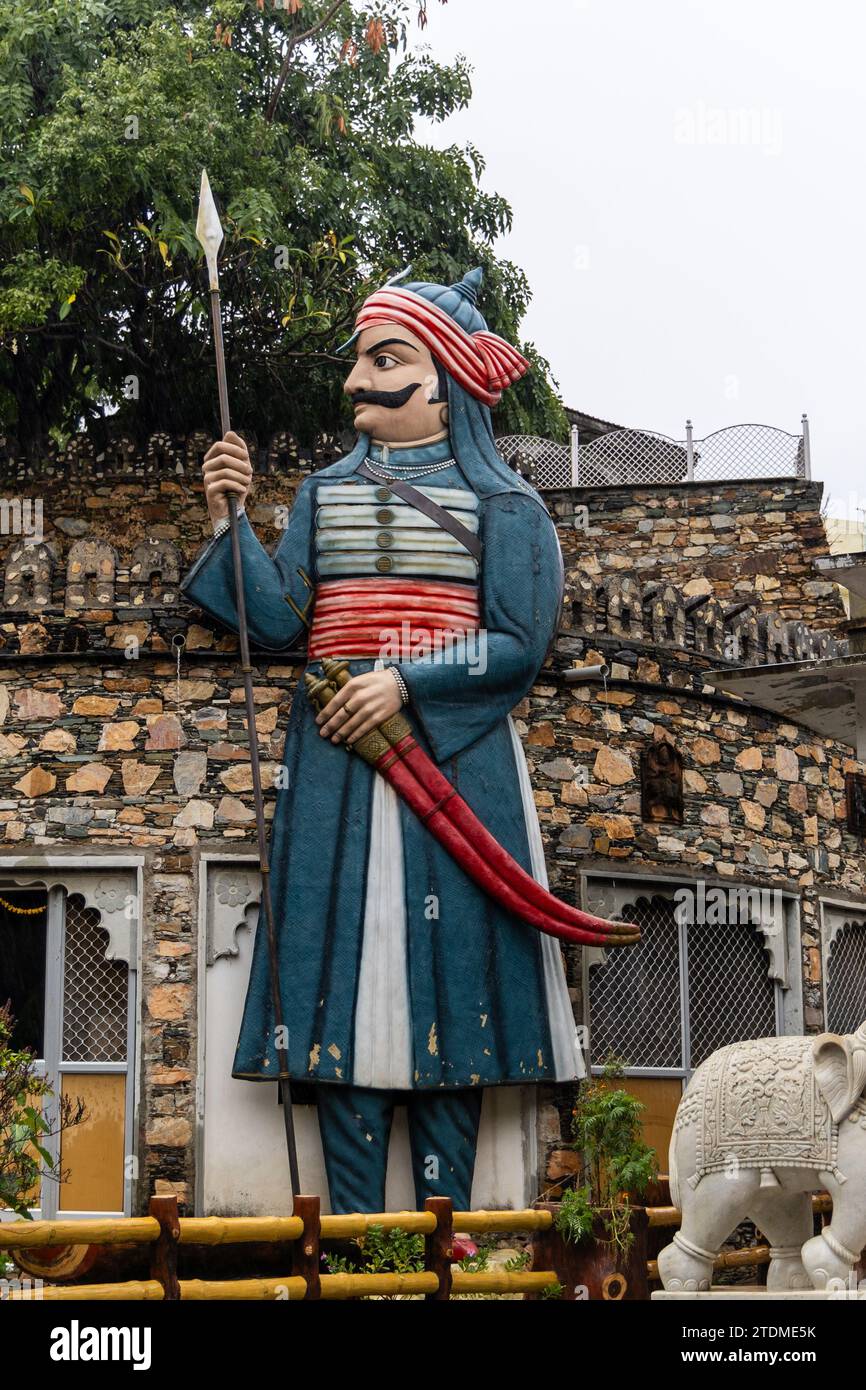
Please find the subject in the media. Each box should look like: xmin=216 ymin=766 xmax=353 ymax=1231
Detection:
xmin=351 ymin=679 xmax=584 ymax=1087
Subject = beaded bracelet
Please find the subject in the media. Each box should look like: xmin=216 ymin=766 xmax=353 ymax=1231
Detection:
xmin=389 ymin=665 xmax=409 ymax=707
xmin=212 ymin=506 xmax=245 ymax=541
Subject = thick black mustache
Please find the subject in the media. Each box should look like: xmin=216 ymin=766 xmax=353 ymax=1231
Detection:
xmin=350 ymin=382 xmax=422 ymax=410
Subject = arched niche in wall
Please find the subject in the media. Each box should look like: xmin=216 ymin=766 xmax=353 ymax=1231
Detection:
xmin=641 ymin=741 xmax=685 ymax=824
xmin=3 ymin=540 xmax=57 ymax=613
xmin=759 ymin=610 xmax=792 ymax=664
xmin=565 ymin=570 xmax=597 ymax=635
xmin=602 ymin=575 xmax=644 ymax=641
xmin=66 ymin=539 xmax=117 ymax=611
xmin=129 ymin=539 xmax=180 ymax=608
xmin=649 ymin=583 xmax=686 ymax=649
xmin=725 ymin=605 xmax=761 ymax=665
xmin=146 ymin=432 xmax=178 ymax=474
xmin=692 ymin=597 xmax=727 ymax=660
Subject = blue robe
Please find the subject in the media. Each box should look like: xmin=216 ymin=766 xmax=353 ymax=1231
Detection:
xmin=180 ymin=435 xmax=575 ymax=1091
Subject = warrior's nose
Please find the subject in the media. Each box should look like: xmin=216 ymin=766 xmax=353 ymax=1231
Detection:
xmin=343 ymin=361 xmax=370 ymax=395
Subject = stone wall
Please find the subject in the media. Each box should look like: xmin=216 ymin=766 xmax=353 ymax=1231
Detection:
xmin=550 ymin=477 xmax=845 ymax=628
xmin=0 ymin=442 xmax=862 ymax=1211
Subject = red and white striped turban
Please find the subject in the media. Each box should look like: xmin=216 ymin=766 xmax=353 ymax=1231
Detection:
xmin=352 ymin=285 xmax=530 ymax=408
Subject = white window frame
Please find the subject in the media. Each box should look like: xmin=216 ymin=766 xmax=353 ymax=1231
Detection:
xmin=0 ymin=856 xmax=142 ymax=1222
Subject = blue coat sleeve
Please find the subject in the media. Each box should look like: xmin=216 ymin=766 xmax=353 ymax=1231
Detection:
xmin=179 ymin=478 xmax=316 ymax=651
xmin=397 ymin=492 xmax=564 ymax=763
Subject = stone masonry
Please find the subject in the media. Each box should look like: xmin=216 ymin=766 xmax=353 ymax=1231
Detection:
xmin=0 ymin=434 xmax=862 ymax=1209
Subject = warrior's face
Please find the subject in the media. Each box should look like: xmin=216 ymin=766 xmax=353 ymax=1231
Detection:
xmin=343 ymin=322 xmax=448 ymax=445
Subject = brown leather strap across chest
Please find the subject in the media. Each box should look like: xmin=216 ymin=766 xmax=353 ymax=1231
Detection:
xmin=355 ymin=461 xmax=482 ymax=560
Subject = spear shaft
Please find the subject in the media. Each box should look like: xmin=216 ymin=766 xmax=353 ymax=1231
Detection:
xmin=196 ymin=171 xmax=300 ymax=1196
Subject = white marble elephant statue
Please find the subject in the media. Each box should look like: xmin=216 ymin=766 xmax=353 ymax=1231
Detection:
xmin=658 ymin=1024 xmax=866 ymax=1292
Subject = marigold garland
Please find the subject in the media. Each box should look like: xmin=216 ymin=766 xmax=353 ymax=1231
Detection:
xmin=0 ymin=895 xmax=46 ymax=915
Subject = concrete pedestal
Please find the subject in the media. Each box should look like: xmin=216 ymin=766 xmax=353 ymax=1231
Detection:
xmin=653 ymin=1286 xmax=866 ymax=1300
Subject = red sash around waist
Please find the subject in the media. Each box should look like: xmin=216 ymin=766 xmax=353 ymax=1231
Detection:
xmin=307 ymin=578 xmax=481 ymax=660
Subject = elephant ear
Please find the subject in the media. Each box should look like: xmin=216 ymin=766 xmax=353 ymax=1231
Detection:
xmin=813 ymin=1032 xmax=866 ymax=1123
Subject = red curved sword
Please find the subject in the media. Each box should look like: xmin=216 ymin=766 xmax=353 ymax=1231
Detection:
xmin=305 ymin=662 xmax=638 ymax=949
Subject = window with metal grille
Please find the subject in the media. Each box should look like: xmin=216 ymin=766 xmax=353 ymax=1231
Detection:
xmin=588 ymin=897 xmax=682 ymax=1069
xmin=62 ymin=894 xmax=128 ymax=1063
xmin=826 ymin=922 xmax=866 ymax=1036
xmin=687 ymin=916 xmax=777 ymax=1068
xmin=589 ymin=892 xmax=778 ymax=1075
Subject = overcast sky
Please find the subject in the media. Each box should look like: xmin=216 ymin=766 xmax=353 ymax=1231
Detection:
xmin=410 ymin=0 xmax=866 ymax=520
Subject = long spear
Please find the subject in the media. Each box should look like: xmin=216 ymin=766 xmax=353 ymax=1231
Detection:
xmin=195 ymin=169 xmax=300 ymax=1196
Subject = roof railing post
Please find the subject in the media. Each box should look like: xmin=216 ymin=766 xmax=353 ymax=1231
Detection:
xmin=685 ymin=419 xmax=695 ymax=482
xmin=801 ymin=413 xmax=812 ymax=480
xmin=570 ymin=423 xmax=580 ymax=487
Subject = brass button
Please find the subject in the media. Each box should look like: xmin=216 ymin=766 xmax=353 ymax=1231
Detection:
xmin=376 ymin=555 xmax=393 ymax=573
xmin=376 ymin=508 xmax=395 ymax=525
xmin=375 ymin=488 xmax=392 ymax=503
xmin=376 ymin=531 xmax=394 ymax=549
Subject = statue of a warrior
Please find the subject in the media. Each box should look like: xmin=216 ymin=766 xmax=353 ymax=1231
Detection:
xmin=180 ymin=268 xmax=616 ymax=1214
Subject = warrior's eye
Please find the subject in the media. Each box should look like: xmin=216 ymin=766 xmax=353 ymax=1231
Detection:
xmin=373 ymin=353 xmax=399 ymax=370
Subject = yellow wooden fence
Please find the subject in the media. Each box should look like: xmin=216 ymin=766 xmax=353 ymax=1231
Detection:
xmin=1 ymin=1195 xmax=561 ymax=1301
xmin=5 ymin=1190 xmax=832 ymax=1299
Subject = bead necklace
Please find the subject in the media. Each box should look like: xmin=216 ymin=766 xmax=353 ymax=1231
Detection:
xmin=366 ymin=455 xmax=456 ymax=480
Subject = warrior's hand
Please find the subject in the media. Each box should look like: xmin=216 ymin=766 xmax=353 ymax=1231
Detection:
xmin=316 ymin=671 xmax=402 ymax=746
xmin=202 ymin=431 xmax=253 ymax=524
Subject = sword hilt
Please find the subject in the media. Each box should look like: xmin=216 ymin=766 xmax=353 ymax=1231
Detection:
xmin=320 ymin=657 xmax=413 ymax=742
xmin=304 ymin=671 xmax=336 ymax=711
xmin=321 ymin=657 xmax=351 ymax=689
xmin=305 ymin=665 xmax=400 ymax=767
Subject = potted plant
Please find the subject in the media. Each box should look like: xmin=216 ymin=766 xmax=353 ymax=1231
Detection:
xmin=529 ymin=1058 xmax=657 ymax=1300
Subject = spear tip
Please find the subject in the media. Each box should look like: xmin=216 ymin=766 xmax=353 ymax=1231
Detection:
xmin=196 ymin=168 xmax=224 ymax=290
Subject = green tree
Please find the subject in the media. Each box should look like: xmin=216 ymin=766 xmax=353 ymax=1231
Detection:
xmin=0 ymin=0 xmax=567 ymax=457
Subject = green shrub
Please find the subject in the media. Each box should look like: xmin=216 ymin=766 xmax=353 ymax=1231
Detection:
xmin=555 ymin=1057 xmax=658 ymax=1259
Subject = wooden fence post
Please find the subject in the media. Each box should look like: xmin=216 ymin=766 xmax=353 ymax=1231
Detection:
xmin=292 ymin=1194 xmax=321 ymax=1300
xmin=424 ymin=1197 xmax=454 ymax=1301
xmin=149 ymin=1195 xmax=180 ymax=1301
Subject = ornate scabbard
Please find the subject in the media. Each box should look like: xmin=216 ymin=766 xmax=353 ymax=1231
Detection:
xmin=305 ymin=660 xmax=638 ymax=950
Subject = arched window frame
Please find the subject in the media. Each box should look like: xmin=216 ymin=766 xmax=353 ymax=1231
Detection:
xmin=581 ymin=870 xmax=803 ymax=1082
xmin=820 ymin=897 xmax=866 ymax=1036
xmin=0 ymin=860 xmax=140 ymax=1221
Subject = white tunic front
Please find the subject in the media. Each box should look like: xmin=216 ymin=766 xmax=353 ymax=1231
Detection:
xmin=351 ymin=682 xmax=584 ymax=1089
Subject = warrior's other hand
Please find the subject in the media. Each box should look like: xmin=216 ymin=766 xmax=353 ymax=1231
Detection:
xmin=316 ymin=670 xmax=402 ymax=746
xmin=202 ymin=431 xmax=253 ymax=523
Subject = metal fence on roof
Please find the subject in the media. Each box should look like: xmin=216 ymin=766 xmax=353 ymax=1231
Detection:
xmin=496 ymin=416 xmax=812 ymax=491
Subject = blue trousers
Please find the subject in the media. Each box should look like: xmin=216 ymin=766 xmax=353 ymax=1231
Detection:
xmin=316 ymin=1085 xmax=484 ymax=1214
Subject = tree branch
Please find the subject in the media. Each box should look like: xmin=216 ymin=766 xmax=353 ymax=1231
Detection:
xmin=265 ymin=0 xmax=350 ymax=123
xmin=93 ymin=336 xmax=150 ymax=370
